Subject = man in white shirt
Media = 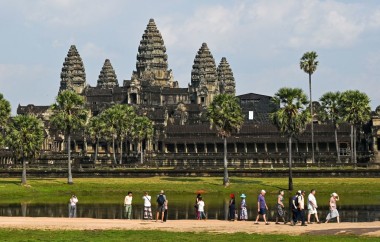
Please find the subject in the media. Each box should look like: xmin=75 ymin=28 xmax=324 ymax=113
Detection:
xmin=124 ymin=191 xmax=133 ymax=219
xmin=69 ymin=195 xmax=78 ymax=218
xmin=142 ymin=192 xmax=152 ymax=220
xmin=307 ymin=189 xmax=321 ymax=224
xmin=197 ymin=197 xmax=206 ymax=220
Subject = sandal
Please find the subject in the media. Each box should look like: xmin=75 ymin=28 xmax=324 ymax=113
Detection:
xmin=265 ymin=222 xmax=270 ymax=225
xmin=254 ymin=222 xmax=259 ymax=224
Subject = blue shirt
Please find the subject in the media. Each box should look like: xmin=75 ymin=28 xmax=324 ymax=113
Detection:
xmin=258 ymin=194 xmax=266 ymax=209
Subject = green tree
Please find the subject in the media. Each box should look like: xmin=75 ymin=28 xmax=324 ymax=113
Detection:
xmin=101 ymin=105 xmax=136 ymax=164
xmin=339 ymin=90 xmax=371 ymax=163
xmin=50 ymin=90 xmax=88 ymax=184
xmin=131 ymin=115 xmax=154 ymax=164
xmin=207 ymin=94 xmax=244 ymax=186
xmin=319 ymin=92 xmax=342 ymax=163
xmin=300 ymin=51 xmax=319 ymax=163
xmin=5 ymin=115 xmax=44 ymax=185
xmin=270 ymin=88 xmax=310 ymax=191
xmin=88 ymin=115 xmax=106 ymax=164
xmin=0 ymin=93 xmax=11 ymax=145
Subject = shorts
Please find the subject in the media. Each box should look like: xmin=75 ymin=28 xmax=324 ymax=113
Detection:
xmin=259 ymin=208 xmax=267 ymax=215
xmin=157 ymin=205 xmax=165 ymax=212
xmin=308 ymin=208 xmax=317 ymax=214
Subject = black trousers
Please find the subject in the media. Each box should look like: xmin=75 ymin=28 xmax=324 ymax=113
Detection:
xmin=297 ymin=209 xmax=305 ymax=224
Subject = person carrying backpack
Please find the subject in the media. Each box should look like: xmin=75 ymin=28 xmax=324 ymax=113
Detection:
xmin=156 ymin=190 xmax=167 ymax=222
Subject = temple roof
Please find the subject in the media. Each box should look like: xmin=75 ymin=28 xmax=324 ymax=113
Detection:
xmin=59 ymin=45 xmax=86 ymax=92
xmin=191 ymin=43 xmax=217 ymax=88
xmin=97 ymin=59 xmax=119 ymax=88
xmin=162 ymin=87 xmax=188 ymax=95
xmin=217 ymin=57 xmax=235 ymax=95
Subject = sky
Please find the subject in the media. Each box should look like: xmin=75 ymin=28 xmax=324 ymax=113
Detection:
xmin=1 ymin=0 xmax=380 ymax=114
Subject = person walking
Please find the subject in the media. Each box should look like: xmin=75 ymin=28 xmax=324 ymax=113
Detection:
xmin=254 ymin=190 xmax=269 ymax=225
xmin=163 ymin=199 xmax=169 ymax=222
xmin=68 ymin=194 xmax=78 ymax=218
xmin=307 ymin=189 xmax=320 ymax=224
xmin=228 ymin=194 xmax=236 ymax=221
xmin=142 ymin=192 xmax=152 ymax=220
xmin=197 ymin=197 xmax=206 ymax=220
xmin=275 ymin=190 xmax=287 ymax=224
xmin=240 ymin=194 xmax=248 ymax=221
xmin=194 ymin=193 xmax=201 ymax=219
xmin=156 ymin=190 xmax=166 ymax=222
xmin=291 ymin=191 xmax=300 ymax=226
xmin=297 ymin=190 xmax=307 ymax=226
xmin=124 ymin=191 xmax=133 ymax=219
xmin=325 ymin=192 xmax=340 ymax=223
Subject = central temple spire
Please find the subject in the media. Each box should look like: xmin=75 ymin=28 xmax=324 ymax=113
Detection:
xmin=59 ymin=45 xmax=86 ymax=94
xmin=131 ymin=18 xmax=175 ymax=87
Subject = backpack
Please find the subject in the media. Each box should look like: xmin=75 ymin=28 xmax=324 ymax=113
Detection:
xmin=293 ymin=195 xmax=299 ymax=208
xmin=157 ymin=194 xmax=165 ymax=206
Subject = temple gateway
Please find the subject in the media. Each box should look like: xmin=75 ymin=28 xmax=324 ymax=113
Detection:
xmin=8 ymin=19 xmax=379 ymax=168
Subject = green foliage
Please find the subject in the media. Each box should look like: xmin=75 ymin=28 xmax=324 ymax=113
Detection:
xmin=207 ymin=94 xmax=244 ymax=138
xmin=131 ymin=116 xmax=154 ymax=142
xmin=87 ymin=115 xmax=106 ymax=142
xmin=0 ymin=93 xmax=11 ymax=146
xmin=339 ymin=90 xmax=371 ymax=126
xmin=101 ymin=104 xmax=136 ymax=140
xmin=50 ymin=90 xmax=88 ymax=135
xmin=300 ymin=51 xmax=319 ymax=75
xmin=5 ymin=115 xmax=44 ymax=161
xmin=270 ymin=88 xmax=310 ymax=137
xmin=319 ymin=91 xmax=342 ymax=128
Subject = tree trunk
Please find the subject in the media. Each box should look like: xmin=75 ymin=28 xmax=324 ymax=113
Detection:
xmin=140 ymin=141 xmax=144 ymax=164
xmin=112 ymin=136 xmax=116 ymax=164
xmin=288 ymin=136 xmax=293 ymax=191
xmin=350 ymin=125 xmax=354 ymax=163
xmin=119 ymin=138 xmax=123 ymax=165
xmin=83 ymin=132 xmax=87 ymax=156
xmin=223 ymin=136 xmax=229 ymax=186
xmin=94 ymin=137 xmax=99 ymax=165
xmin=335 ymin=127 xmax=341 ymax=163
xmin=67 ymin=134 xmax=73 ymax=184
xmin=21 ymin=157 xmax=27 ymax=185
xmin=354 ymin=126 xmax=357 ymax=163
xmin=309 ymin=73 xmax=315 ymax=164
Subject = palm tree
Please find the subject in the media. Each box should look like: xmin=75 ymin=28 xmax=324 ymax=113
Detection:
xmin=300 ymin=51 xmax=319 ymax=163
xmin=319 ymin=92 xmax=342 ymax=163
xmin=131 ymin=116 xmax=154 ymax=164
xmin=270 ymin=88 xmax=310 ymax=191
xmin=207 ymin=94 xmax=244 ymax=186
xmin=0 ymin=93 xmax=11 ymax=144
xmin=101 ymin=105 xmax=136 ymax=164
xmin=88 ymin=115 xmax=106 ymax=164
xmin=50 ymin=90 xmax=88 ymax=184
xmin=339 ymin=90 xmax=371 ymax=163
xmin=5 ymin=115 xmax=44 ymax=185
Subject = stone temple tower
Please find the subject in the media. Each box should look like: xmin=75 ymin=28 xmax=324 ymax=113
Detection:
xmin=131 ymin=18 xmax=175 ymax=88
xmin=59 ymin=45 xmax=86 ymax=94
xmin=189 ymin=43 xmax=219 ymax=106
xmin=217 ymin=57 xmax=236 ymax=96
xmin=97 ymin=59 xmax=119 ymax=89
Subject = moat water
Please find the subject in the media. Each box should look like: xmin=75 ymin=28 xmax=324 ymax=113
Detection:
xmin=0 ymin=193 xmax=378 ymax=222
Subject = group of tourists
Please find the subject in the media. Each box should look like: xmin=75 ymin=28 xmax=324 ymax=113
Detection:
xmin=68 ymin=189 xmax=341 ymax=224
xmin=227 ymin=189 xmax=340 ymax=225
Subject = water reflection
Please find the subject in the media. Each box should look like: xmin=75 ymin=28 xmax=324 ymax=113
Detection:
xmin=1 ymin=202 xmax=378 ymax=222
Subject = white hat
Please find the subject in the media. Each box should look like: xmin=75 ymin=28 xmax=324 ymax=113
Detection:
xmin=261 ymin=190 xmax=266 ymax=194
xmin=297 ymin=190 xmax=301 ymax=194
xmin=331 ymin=192 xmax=338 ymax=197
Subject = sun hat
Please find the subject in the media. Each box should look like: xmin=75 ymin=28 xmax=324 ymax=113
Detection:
xmin=230 ymin=193 xmax=235 ymax=198
xmin=240 ymin=194 xmax=246 ymax=198
xmin=261 ymin=190 xmax=266 ymax=194
xmin=160 ymin=190 xmax=164 ymax=194
xmin=331 ymin=192 xmax=338 ymax=197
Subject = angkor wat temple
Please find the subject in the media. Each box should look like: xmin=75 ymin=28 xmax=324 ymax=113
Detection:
xmin=4 ymin=19 xmax=380 ymax=168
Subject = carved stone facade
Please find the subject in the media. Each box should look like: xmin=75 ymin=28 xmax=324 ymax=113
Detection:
xmin=59 ymin=45 xmax=86 ymax=94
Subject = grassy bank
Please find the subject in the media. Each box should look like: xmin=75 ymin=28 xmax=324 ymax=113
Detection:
xmin=0 ymin=177 xmax=379 ymax=204
xmin=0 ymin=229 xmax=378 ymax=242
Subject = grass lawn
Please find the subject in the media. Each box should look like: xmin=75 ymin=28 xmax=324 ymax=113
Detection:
xmin=0 ymin=177 xmax=379 ymax=204
xmin=0 ymin=229 xmax=378 ymax=242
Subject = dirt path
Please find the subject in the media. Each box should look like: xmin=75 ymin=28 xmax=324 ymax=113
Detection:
xmin=0 ymin=217 xmax=379 ymax=237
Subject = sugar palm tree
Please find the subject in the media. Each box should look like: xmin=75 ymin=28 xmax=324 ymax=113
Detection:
xmin=300 ymin=51 xmax=319 ymax=163
xmin=88 ymin=115 xmax=106 ymax=164
xmin=50 ymin=90 xmax=88 ymax=184
xmin=131 ymin=115 xmax=154 ymax=164
xmin=339 ymin=90 xmax=371 ymax=163
xmin=270 ymin=88 xmax=310 ymax=191
xmin=0 ymin=93 xmax=11 ymax=145
xmin=319 ymin=92 xmax=342 ymax=163
xmin=207 ymin=94 xmax=244 ymax=186
xmin=5 ymin=115 xmax=44 ymax=185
